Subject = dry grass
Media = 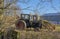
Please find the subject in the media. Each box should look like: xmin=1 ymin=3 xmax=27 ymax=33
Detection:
xmin=13 ymin=26 xmax=60 ymax=39
xmin=0 ymin=25 xmax=60 ymax=39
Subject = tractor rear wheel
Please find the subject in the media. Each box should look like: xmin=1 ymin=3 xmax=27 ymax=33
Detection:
xmin=16 ymin=20 xmax=26 ymax=30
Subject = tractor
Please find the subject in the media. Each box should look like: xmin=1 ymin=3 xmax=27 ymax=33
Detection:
xmin=15 ymin=14 xmax=42 ymax=31
xmin=15 ymin=14 xmax=55 ymax=31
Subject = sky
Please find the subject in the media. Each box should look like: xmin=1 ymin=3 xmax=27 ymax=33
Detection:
xmin=16 ymin=0 xmax=60 ymax=15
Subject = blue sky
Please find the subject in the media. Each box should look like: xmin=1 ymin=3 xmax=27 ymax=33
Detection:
xmin=16 ymin=0 xmax=60 ymax=15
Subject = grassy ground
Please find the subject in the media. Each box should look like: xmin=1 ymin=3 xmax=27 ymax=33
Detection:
xmin=0 ymin=25 xmax=60 ymax=39
xmin=13 ymin=26 xmax=60 ymax=39
xmin=55 ymin=25 xmax=60 ymax=31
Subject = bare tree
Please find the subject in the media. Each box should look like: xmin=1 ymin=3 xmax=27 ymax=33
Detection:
xmin=0 ymin=0 xmax=60 ymax=27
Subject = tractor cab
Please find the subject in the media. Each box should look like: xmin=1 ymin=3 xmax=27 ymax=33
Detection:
xmin=20 ymin=14 xmax=30 ymax=20
xmin=20 ymin=14 xmax=40 ymax=21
